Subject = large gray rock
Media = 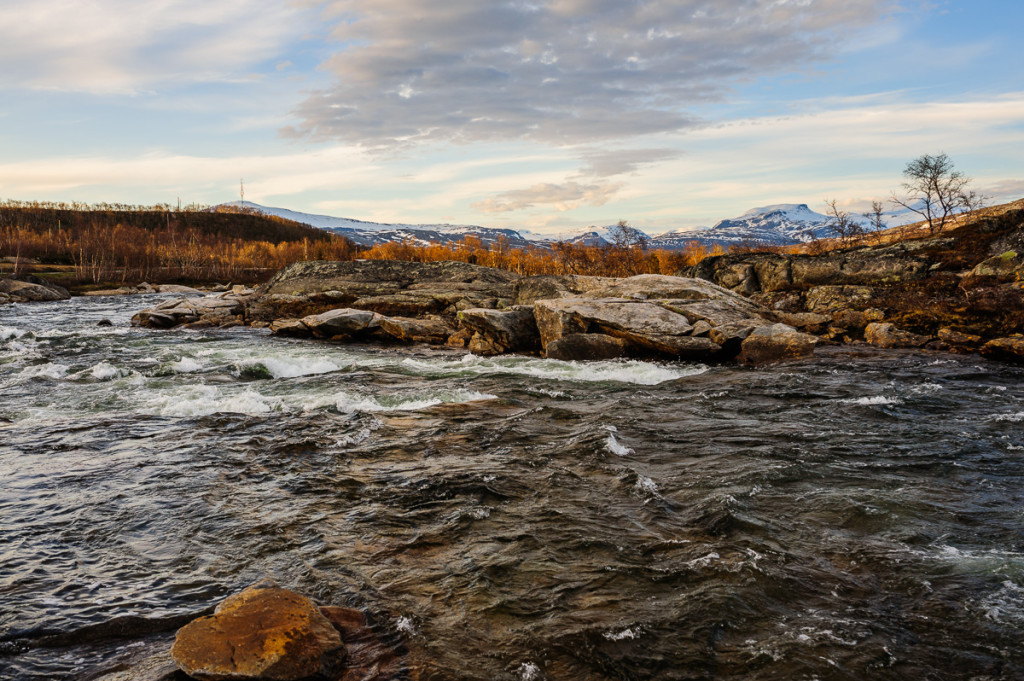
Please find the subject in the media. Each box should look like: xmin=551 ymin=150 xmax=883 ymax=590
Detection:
xmin=300 ymin=308 xmax=382 ymax=339
xmin=250 ymin=260 xmax=519 ymax=321
xmin=459 ymin=307 xmax=539 ymax=355
xmin=546 ymin=333 xmax=627 ymax=361
xmin=379 ymin=316 xmax=454 ymax=344
xmin=0 ymin=275 xmax=70 ymax=302
xmin=131 ymin=291 xmax=253 ymax=329
xmin=531 ymin=274 xmax=769 ymax=359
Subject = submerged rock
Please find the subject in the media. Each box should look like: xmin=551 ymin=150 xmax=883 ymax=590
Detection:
xmin=171 ymin=580 xmax=344 ymax=681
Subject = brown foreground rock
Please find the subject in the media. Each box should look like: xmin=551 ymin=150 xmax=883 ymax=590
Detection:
xmin=980 ymin=335 xmax=1024 ymax=363
xmin=738 ymin=324 xmax=819 ymax=365
xmin=171 ymin=581 xmax=343 ymax=681
xmin=864 ymin=322 xmax=932 ymax=349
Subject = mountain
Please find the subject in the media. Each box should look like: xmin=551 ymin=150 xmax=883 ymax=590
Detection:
xmin=219 ymin=201 xmax=530 ymax=248
xmin=649 ymin=204 xmax=834 ymax=249
xmin=221 ymin=201 xmax=914 ymax=252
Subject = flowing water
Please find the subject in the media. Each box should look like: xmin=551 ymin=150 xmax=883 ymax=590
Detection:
xmin=2 ymin=295 xmax=1024 ymax=680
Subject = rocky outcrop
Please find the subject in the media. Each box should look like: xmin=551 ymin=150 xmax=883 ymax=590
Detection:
xmin=0 ymin=274 xmax=71 ymax=303
xmin=81 ymin=283 xmax=210 ymax=296
xmin=302 ymin=308 xmax=383 ymax=339
xmin=545 ymin=333 xmax=628 ymax=361
xmin=171 ymin=580 xmax=344 ymax=681
xmin=248 ymin=260 xmax=519 ymax=322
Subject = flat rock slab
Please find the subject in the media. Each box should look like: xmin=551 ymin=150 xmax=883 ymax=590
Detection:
xmin=171 ymin=581 xmax=343 ymax=681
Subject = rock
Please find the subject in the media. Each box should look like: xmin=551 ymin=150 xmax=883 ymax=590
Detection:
xmin=738 ymin=323 xmax=818 ymax=364
xmin=379 ymin=316 xmax=454 ymax=344
xmin=770 ymin=311 xmax=830 ymax=333
xmin=534 ymin=298 xmax=692 ymax=348
xmin=251 ymin=260 xmax=519 ymax=321
xmin=301 ymin=308 xmax=382 ymax=339
xmin=97 ymin=318 xmax=113 ymax=327
xmin=980 ymin=335 xmax=1024 ymax=363
xmin=458 ymin=307 xmax=539 ymax=355
xmin=155 ymin=284 xmax=205 ymax=294
xmin=0 ymin=292 xmax=10 ymax=305
xmin=938 ymin=327 xmax=983 ymax=348
xmin=131 ymin=293 xmax=249 ymax=329
xmin=269 ymin=318 xmax=312 ymax=338
xmin=171 ymin=581 xmax=344 ymax=681
xmin=804 ymin=285 xmax=875 ymax=313
xmin=864 ymin=322 xmax=931 ymax=349
xmin=545 ymin=333 xmax=628 ymax=361
xmin=966 ymin=251 xmax=1023 ymax=281
xmin=317 ymin=607 xmax=409 ymax=681
xmin=0 ymin=275 xmax=71 ymax=302
xmin=830 ymin=308 xmax=885 ymax=333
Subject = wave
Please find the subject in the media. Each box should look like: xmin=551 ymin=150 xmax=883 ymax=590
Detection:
xmin=400 ymin=354 xmax=703 ymax=385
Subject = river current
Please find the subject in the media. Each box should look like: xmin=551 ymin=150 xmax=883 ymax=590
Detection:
xmin=1 ymin=295 xmax=1023 ymax=680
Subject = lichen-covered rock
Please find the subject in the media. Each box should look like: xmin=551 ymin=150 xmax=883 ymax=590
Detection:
xmin=966 ymin=251 xmax=1023 ymax=281
xmin=269 ymin=318 xmax=312 ymax=337
xmin=864 ymin=322 xmax=931 ymax=349
xmin=459 ymin=307 xmax=539 ymax=355
xmin=980 ymin=335 xmax=1024 ymax=363
xmin=938 ymin=327 xmax=983 ymax=348
xmin=131 ymin=292 xmax=252 ymax=329
xmin=170 ymin=581 xmax=343 ymax=681
xmin=738 ymin=324 xmax=818 ymax=364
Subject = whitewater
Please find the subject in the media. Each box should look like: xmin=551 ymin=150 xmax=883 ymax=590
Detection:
xmin=2 ymin=294 xmax=1024 ymax=680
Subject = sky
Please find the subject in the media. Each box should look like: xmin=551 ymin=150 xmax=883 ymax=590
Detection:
xmin=0 ymin=0 xmax=1022 ymax=235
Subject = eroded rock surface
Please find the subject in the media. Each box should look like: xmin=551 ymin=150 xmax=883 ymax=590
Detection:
xmin=0 ymin=274 xmax=70 ymax=303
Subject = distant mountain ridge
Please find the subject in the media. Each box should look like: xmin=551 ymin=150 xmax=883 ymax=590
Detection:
xmin=221 ymin=201 xmax=911 ymax=250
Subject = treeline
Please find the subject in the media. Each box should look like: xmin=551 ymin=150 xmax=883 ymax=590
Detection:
xmin=0 ymin=200 xmax=740 ymax=284
xmin=0 ymin=201 xmax=358 ymax=284
xmin=360 ymin=235 xmax=726 ymax=277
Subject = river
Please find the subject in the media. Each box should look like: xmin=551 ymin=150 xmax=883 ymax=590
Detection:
xmin=2 ymin=295 xmax=1023 ymax=680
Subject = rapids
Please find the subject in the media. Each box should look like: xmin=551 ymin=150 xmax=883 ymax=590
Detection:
xmin=2 ymin=295 xmax=1023 ymax=680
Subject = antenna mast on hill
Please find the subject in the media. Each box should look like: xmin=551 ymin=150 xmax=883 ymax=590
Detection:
xmin=240 ymin=178 xmax=245 ymax=205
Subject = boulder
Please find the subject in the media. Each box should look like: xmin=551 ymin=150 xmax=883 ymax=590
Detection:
xmin=131 ymin=292 xmax=252 ymax=329
xmin=738 ymin=323 xmax=819 ymax=364
xmin=379 ymin=316 xmax=454 ymax=344
xmin=980 ymin=335 xmax=1024 ymax=363
xmin=966 ymin=251 xmax=1023 ymax=281
xmin=804 ymin=285 xmax=875 ymax=313
xmin=0 ymin=275 xmax=70 ymax=302
xmin=269 ymin=318 xmax=312 ymax=338
xmin=864 ymin=322 xmax=931 ymax=349
xmin=546 ymin=333 xmax=627 ymax=361
xmin=938 ymin=327 xmax=983 ymax=348
xmin=459 ymin=307 xmax=539 ymax=355
xmin=301 ymin=308 xmax=382 ymax=339
xmin=170 ymin=581 xmax=344 ymax=681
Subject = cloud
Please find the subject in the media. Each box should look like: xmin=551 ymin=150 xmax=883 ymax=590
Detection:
xmin=472 ymin=181 xmax=622 ymax=213
xmin=577 ymin=148 xmax=683 ymax=177
xmin=0 ymin=1 xmax=310 ymax=93
xmin=287 ymin=0 xmax=896 ymax=147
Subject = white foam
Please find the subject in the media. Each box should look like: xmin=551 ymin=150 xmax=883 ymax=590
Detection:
xmin=605 ymin=434 xmax=634 ymax=457
xmin=18 ymin=363 xmax=70 ymax=380
xmin=396 ymin=616 xmax=417 ymax=635
xmin=634 ymin=475 xmax=659 ymax=497
xmin=143 ymin=386 xmax=283 ymax=417
xmin=169 ymin=357 xmax=204 ymax=373
xmin=329 ymin=389 xmax=497 ymax=413
xmin=841 ymin=395 xmax=903 ymax=406
xmin=517 ymin=662 xmax=542 ymax=681
xmin=86 ymin=362 xmax=126 ymax=380
xmin=248 ymin=356 xmax=343 ymax=379
xmin=981 ymin=581 xmax=1024 ymax=624
xmin=0 ymin=325 xmax=26 ymax=340
xmin=400 ymin=354 xmax=703 ymax=386
xmin=993 ymin=412 xmax=1024 ymax=423
xmin=604 ymin=627 xmax=640 ymax=641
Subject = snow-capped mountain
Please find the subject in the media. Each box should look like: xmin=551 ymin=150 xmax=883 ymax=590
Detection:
xmin=220 ymin=200 xmax=913 ymax=252
xmin=650 ymin=204 xmax=833 ymax=248
xmin=219 ymin=201 xmax=529 ymax=247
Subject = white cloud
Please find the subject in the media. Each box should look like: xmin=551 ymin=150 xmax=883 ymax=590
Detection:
xmin=288 ymin=0 xmax=897 ymax=147
xmin=472 ymin=181 xmax=622 ymax=213
xmin=0 ymin=1 xmax=311 ymax=93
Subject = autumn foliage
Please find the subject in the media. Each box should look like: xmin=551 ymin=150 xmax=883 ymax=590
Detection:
xmin=0 ymin=200 xmax=729 ymax=285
